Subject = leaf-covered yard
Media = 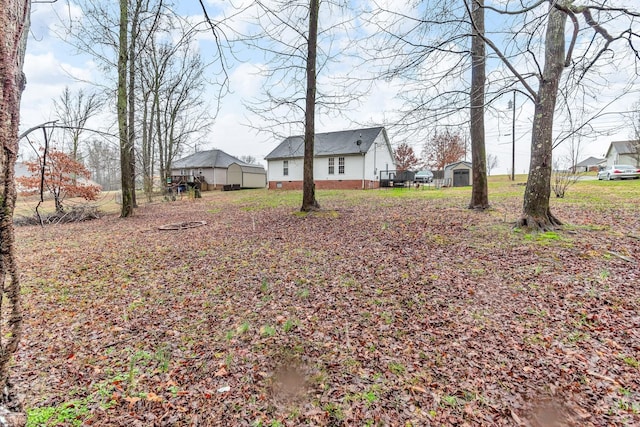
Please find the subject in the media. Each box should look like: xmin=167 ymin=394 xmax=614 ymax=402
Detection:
xmin=15 ymin=181 xmax=640 ymax=426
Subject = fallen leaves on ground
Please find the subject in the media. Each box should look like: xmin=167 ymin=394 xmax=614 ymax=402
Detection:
xmin=15 ymin=189 xmax=640 ymax=426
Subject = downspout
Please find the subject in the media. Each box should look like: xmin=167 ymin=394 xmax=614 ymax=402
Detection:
xmin=362 ymin=152 xmax=365 ymax=189
xmin=373 ymin=139 xmax=377 ymax=186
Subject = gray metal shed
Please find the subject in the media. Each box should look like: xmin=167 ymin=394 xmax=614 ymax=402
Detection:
xmin=444 ymin=161 xmax=472 ymax=187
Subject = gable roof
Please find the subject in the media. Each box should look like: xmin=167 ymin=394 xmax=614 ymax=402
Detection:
xmin=606 ymin=140 xmax=638 ymax=157
xmin=575 ymin=156 xmax=605 ymax=167
xmin=172 ymin=149 xmax=252 ymax=169
xmin=444 ymin=160 xmax=472 ymax=170
xmin=264 ymin=127 xmax=386 ymax=160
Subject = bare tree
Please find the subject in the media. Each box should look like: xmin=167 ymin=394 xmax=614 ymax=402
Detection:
xmin=552 ymin=156 xmax=582 ymax=198
xmin=53 ymin=87 xmax=104 ymax=161
xmin=629 ymin=100 xmax=640 ymax=167
xmin=117 ymin=0 xmax=134 ymax=217
xmin=363 ymin=1 xmax=490 ymax=208
xmin=137 ymin=17 xmax=213 ymax=194
xmin=85 ymin=139 xmax=120 ymax=191
xmin=468 ymin=0 xmax=489 ymax=210
xmin=0 ymin=0 xmax=29 ymax=423
xmin=63 ymin=0 xmax=146 ymax=216
xmin=365 ymin=1 xmax=639 ymax=227
xmin=565 ymin=135 xmax=584 ymax=174
xmin=239 ymin=155 xmax=258 ymax=164
xmin=301 ymin=0 xmax=320 ymax=211
xmin=486 ymin=153 xmax=498 ymax=176
xmin=64 ymin=0 xmax=223 ymax=213
xmin=244 ymin=1 xmax=361 ymax=210
xmin=477 ymin=1 xmax=640 ymax=230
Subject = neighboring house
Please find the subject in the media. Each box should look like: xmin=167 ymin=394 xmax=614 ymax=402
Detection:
xmin=170 ymin=149 xmax=267 ymax=190
xmin=444 ymin=161 xmax=472 ymax=187
xmin=604 ymin=140 xmax=640 ymax=167
xmin=264 ymin=126 xmax=395 ymax=190
xmin=575 ymin=156 xmax=605 ymax=172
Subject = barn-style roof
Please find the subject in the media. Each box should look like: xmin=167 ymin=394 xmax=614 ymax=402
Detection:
xmin=172 ymin=149 xmax=254 ymax=169
xmin=228 ymin=162 xmax=266 ymax=174
xmin=265 ymin=127 xmax=387 ymax=160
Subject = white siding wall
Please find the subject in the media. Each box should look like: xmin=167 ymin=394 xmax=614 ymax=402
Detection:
xmin=173 ymin=166 xmax=258 ymax=187
xmin=268 ymin=158 xmax=304 ymax=181
xmin=269 ymin=156 xmax=372 ymax=182
xmin=618 ymin=154 xmax=636 ymax=166
xmin=201 ymin=168 xmax=215 ymax=184
xmin=607 ymin=149 xmax=618 ymax=166
xmin=213 ymin=168 xmax=227 ymax=186
xmin=606 ymin=149 xmax=636 ymax=166
xmin=315 ymin=155 xmax=365 ymax=181
xmin=267 ymin=136 xmax=395 ymax=184
xmin=171 ymin=167 xmax=225 ymax=186
xmin=366 ymin=133 xmax=395 ymax=180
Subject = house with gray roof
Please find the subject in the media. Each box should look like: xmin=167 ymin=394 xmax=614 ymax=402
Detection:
xmin=604 ymin=140 xmax=640 ymax=167
xmin=170 ymin=149 xmax=266 ymax=190
xmin=575 ymin=156 xmax=605 ymax=172
xmin=264 ymin=127 xmax=395 ymax=190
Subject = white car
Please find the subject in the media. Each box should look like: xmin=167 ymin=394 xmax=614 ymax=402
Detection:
xmin=414 ymin=170 xmax=434 ymax=183
xmin=597 ymin=164 xmax=640 ymax=180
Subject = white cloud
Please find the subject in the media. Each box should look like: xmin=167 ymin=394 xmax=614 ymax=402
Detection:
xmin=21 ymin=53 xmax=101 ymax=128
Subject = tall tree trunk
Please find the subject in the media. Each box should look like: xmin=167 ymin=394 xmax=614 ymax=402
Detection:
xmin=301 ymin=0 xmax=320 ymax=212
xmin=118 ymin=0 xmax=134 ymax=217
xmin=518 ymin=5 xmax=566 ymax=230
xmin=468 ymin=0 xmax=489 ymax=210
xmin=156 ymin=93 xmax=166 ymax=184
xmin=128 ymin=1 xmax=141 ymax=208
xmin=141 ymin=92 xmax=153 ymax=200
xmin=0 ymin=1 xmax=29 ymax=424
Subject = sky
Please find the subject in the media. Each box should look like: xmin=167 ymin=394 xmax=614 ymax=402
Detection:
xmin=19 ymin=0 xmax=640 ymax=174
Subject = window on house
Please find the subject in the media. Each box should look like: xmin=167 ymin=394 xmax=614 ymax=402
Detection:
xmin=338 ymin=157 xmax=345 ymax=174
xmin=328 ymin=157 xmax=335 ymax=174
xmin=283 ymin=160 xmax=289 ymax=176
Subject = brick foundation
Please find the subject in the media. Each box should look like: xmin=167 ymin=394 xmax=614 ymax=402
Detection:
xmin=269 ymin=180 xmax=379 ymax=190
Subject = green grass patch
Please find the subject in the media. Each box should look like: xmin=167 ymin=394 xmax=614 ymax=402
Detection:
xmin=388 ymin=362 xmax=405 ymax=375
xmin=27 ymin=400 xmax=90 ymax=427
xmin=260 ymin=325 xmax=276 ymax=337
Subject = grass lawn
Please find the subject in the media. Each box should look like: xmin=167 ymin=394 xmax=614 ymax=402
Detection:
xmin=15 ymin=176 xmax=640 ymax=426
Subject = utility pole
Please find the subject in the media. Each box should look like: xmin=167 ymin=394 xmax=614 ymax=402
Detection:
xmin=509 ymin=91 xmax=516 ymax=181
